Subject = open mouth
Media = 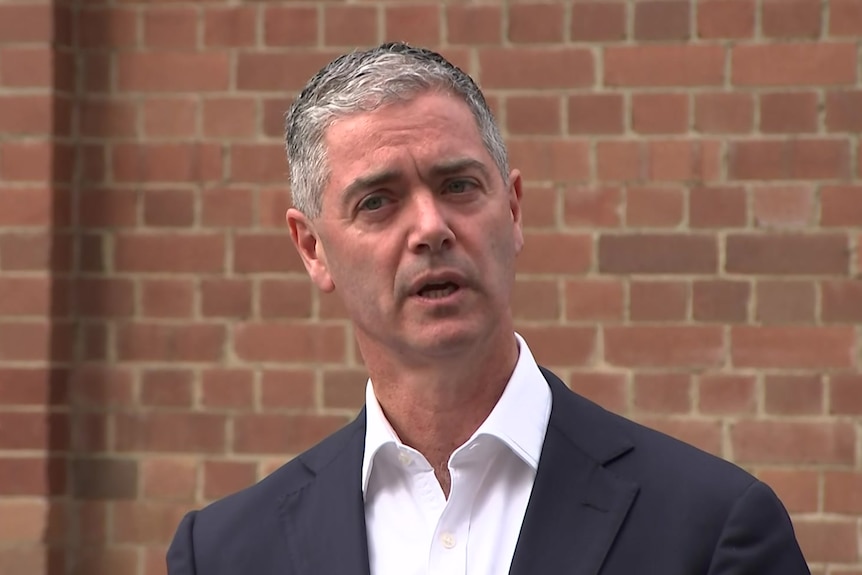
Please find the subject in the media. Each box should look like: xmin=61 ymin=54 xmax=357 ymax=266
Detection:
xmin=417 ymin=282 xmax=459 ymax=299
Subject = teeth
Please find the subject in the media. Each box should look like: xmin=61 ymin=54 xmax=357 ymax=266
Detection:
xmin=420 ymin=283 xmax=457 ymax=299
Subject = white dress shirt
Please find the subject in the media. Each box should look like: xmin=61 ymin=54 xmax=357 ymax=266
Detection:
xmin=362 ymin=333 xmax=552 ymax=575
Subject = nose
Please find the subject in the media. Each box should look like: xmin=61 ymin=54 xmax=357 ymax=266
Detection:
xmin=407 ymin=194 xmax=455 ymax=254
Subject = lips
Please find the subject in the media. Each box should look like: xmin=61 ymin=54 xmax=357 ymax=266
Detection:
xmin=408 ymin=271 xmax=467 ymax=300
xmin=417 ymin=282 xmax=459 ymax=299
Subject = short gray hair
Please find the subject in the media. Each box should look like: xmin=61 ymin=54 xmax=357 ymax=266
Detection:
xmin=284 ymin=42 xmax=509 ymax=218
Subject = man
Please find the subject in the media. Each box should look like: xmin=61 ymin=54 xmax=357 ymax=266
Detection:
xmin=167 ymin=43 xmax=809 ymax=574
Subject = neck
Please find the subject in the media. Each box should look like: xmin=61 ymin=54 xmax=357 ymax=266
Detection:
xmin=364 ymin=332 xmax=520 ymax=495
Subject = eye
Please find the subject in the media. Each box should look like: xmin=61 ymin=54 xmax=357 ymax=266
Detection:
xmin=444 ymin=179 xmax=477 ymax=194
xmin=358 ymin=195 xmax=390 ymax=212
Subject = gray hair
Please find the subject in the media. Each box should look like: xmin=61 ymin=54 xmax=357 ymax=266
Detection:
xmin=284 ymin=42 xmax=509 ymax=218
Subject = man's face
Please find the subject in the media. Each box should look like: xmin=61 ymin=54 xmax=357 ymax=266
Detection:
xmin=288 ymin=91 xmax=524 ymax=367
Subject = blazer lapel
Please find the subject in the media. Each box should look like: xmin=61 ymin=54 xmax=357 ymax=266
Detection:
xmin=508 ymin=371 xmax=640 ymax=575
xmin=278 ymin=412 xmax=371 ymax=575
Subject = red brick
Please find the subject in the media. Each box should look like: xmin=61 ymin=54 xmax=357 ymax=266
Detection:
xmin=508 ymin=139 xmax=589 ymax=182
xmin=605 ymin=45 xmax=725 ymax=87
xmin=480 ymin=48 xmax=593 ymax=89
xmin=631 ymin=93 xmax=688 ymax=134
xmin=0 ymin=278 xmax=50 ymax=316
xmin=204 ymin=6 xmax=257 ymax=47
xmin=262 ymin=98 xmax=293 ymax=138
xmin=519 ymin=233 xmax=592 ymax=274
xmin=605 ymin=326 xmax=725 ymax=368
xmin=201 ymin=279 xmax=252 ymax=318
xmin=0 ymin=141 xmax=52 ymax=183
xmin=117 ymin=52 xmax=230 ymax=92
xmin=764 ymin=374 xmax=824 ymax=415
xmin=0 ymin=188 xmax=53 ymax=227
xmin=821 ymin=185 xmax=862 ymax=225
xmin=78 ymin=188 xmax=137 ymax=228
xmin=201 ymin=187 xmax=255 ymax=227
xmin=113 ymin=501 xmax=189 ymax=545
xmin=234 ymin=323 xmax=346 ymax=363
xmin=824 ymin=471 xmax=862 ymax=514
xmin=565 ymin=279 xmax=624 ymax=322
xmin=204 ymin=460 xmax=256 ymax=500
xmin=506 ymin=95 xmax=561 ymax=135
xmin=0 ymin=96 xmax=52 ymax=135
xmin=567 ymin=372 xmax=628 ymax=414
xmin=141 ymin=370 xmax=194 ymax=408
xmin=324 ymin=5 xmax=377 ymax=45
xmin=264 ymin=6 xmax=317 ymax=47
xmin=636 ymin=418 xmax=722 ymax=456
xmin=755 ymin=280 xmax=816 ymax=324
xmin=202 ymin=98 xmax=256 ymax=139
xmin=143 ymin=189 xmax=195 ymax=227
xmin=115 ymin=233 xmax=225 ymax=273
xmin=0 ymin=3 xmax=52 ymax=42
xmin=233 ymin=232 xmax=304 ymax=273
xmin=568 ymin=94 xmax=624 ymax=135
xmin=752 ymin=185 xmax=814 ymax=228
xmin=384 ymin=5 xmax=440 ymax=46
xmin=143 ymin=7 xmax=197 ymax=49
xmin=697 ymin=0 xmax=755 ymax=38
xmin=647 ymin=140 xmax=720 ymax=182
xmin=0 ymin=232 xmax=71 ymax=272
xmin=634 ymin=1 xmax=690 ymax=41
xmin=141 ymin=279 xmax=195 ymax=318
xmin=141 ymin=458 xmax=196 ymax=500
xmin=259 ymin=186 xmax=293 ymax=227
xmin=201 ymin=369 xmax=254 ymax=409
xmin=732 ymin=420 xmax=855 ymax=464
xmin=116 ymin=324 xmax=225 ymax=362
xmin=732 ymin=43 xmax=856 ymax=86
xmin=760 ymin=92 xmax=819 ymax=133
xmin=260 ymin=370 xmax=316 ymax=409
xmin=0 ymin=458 xmax=57 ymax=496
xmin=79 ymin=99 xmax=137 ymax=138
xmin=231 ymin=143 xmax=287 ymax=183
xmin=508 ymin=3 xmax=564 ymax=43
xmin=726 ymin=233 xmax=849 ymax=275
xmin=259 ymin=279 xmax=313 ymax=319
xmin=571 ymin=2 xmax=627 ymax=41
xmin=694 ymin=92 xmax=754 ymax=134
xmin=626 ymin=186 xmax=684 ymax=227
xmin=826 ymin=90 xmax=862 ymax=132
xmin=596 ymin=141 xmax=643 ymax=181
xmin=112 ymin=143 xmax=222 ymax=183
xmin=521 ymin=184 xmax=557 ymax=228
xmin=732 ymin=326 xmax=855 ymax=368
xmin=794 ymin=520 xmax=859 ymax=563
xmin=233 ymin=414 xmax=347 ymax=454
xmin=698 ymin=374 xmax=756 ymax=415
xmin=831 ymin=374 xmax=862 ymax=414
xmin=690 ymin=186 xmax=747 ymax=228
xmin=0 ymin=47 xmax=53 ymax=88
xmin=69 ymin=366 xmax=134 ymax=409
xmin=564 ymin=186 xmax=621 ymax=227
xmin=634 ymin=373 xmax=691 ymax=413
xmin=762 ymin=0 xmax=821 ymax=38
xmin=822 ymin=280 xmax=862 ymax=323
xmin=73 ymin=413 xmax=108 ymax=453
xmin=514 ymin=326 xmax=596 ymax=366
xmin=599 ymin=234 xmax=718 ymax=274
xmin=830 ymin=0 xmax=862 ymax=35
xmin=446 ymin=5 xmax=502 ymax=45
xmin=115 ymin=413 xmax=226 ymax=453
xmin=77 ymin=8 xmax=137 ymax=49
xmin=75 ymin=547 xmax=138 ymax=575
xmin=0 ymin=322 xmax=72 ymax=362
xmin=237 ymin=52 xmax=341 ymax=92
xmin=692 ymin=280 xmax=749 ymax=322
xmin=0 ymin=368 xmax=60 ymax=406
xmin=322 ymin=369 xmax=366 ymax=410
xmin=142 ymin=97 xmax=197 ymax=138
xmin=511 ymin=280 xmax=559 ymax=321
xmin=757 ymin=469 xmax=819 ymax=513
xmin=0 ymin=412 xmax=67 ymax=450
xmin=630 ymin=280 xmax=688 ymax=321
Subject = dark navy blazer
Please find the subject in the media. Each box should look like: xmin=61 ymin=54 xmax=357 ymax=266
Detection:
xmin=167 ymin=368 xmax=810 ymax=575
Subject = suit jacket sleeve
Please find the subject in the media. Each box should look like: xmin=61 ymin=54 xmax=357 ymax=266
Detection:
xmin=167 ymin=511 xmax=199 ymax=575
xmin=707 ymin=480 xmax=809 ymax=575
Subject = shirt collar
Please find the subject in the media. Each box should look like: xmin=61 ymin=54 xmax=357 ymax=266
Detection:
xmin=361 ymin=333 xmax=552 ymax=496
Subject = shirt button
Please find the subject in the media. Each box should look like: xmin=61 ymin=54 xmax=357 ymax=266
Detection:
xmin=440 ymin=532 xmax=456 ymax=549
xmin=397 ymin=451 xmax=411 ymax=466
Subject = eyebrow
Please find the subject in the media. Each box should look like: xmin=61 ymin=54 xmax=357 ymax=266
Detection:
xmin=340 ymin=157 xmax=493 ymax=206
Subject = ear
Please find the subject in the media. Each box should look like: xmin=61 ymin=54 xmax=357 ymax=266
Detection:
xmin=508 ymin=169 xmax=525 ymax=254
xmin=286 ymin=208 xmax=335 ymax=293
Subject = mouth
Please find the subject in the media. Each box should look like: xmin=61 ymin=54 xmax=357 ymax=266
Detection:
xmin=416 ymin=281 xmax=460 ymax=300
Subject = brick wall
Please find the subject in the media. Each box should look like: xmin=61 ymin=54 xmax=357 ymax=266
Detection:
xmin=0 ymin=0 xmax=860 ymax=573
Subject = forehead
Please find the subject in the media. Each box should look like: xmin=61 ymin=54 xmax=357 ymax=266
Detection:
xmin=322 ymin=92 xmax=492 ymax=180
